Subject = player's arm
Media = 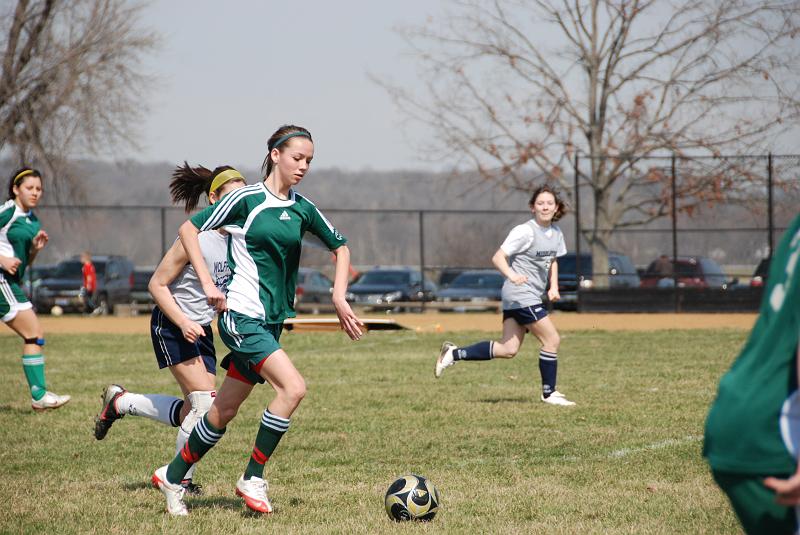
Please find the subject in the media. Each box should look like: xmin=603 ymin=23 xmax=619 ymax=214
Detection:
xmin=492 ymin=248 xmax=526 ymax=285
xmin=764 ymin=341 xmax=800 ymax=504
xmin=149 ymin=239 xmax=205 ymax=343
xmin=331 ymin=245 xmax=363 ymax=341
xmin=178 ymin=220 xmax=226 ymax=313
xmin=0 ymin=254 xmax=21 ymax=274
xmin=547 ymin=259 xmax=560 ymax=302
xmin=28 ymin=230 xmax=48 ymax=264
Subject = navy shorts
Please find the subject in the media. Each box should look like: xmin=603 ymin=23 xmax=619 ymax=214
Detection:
xmin=150 ymin=306 xmax=216 ymax=374
xmin=503 ymin=304 xmax=549 ymax=328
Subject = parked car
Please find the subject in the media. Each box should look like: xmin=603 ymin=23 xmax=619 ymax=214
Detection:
xmin=437 ymin=267 xmax=467 ymax=288
xmin=130 ymin=267 xmax=156 ymax=309
xmin=555 ymin=252 xmax=641 ymax=310
xmin=34 ymin=255 xmax=134 ymax=314
xmin=345 ymin=267 xmax=437 ymax=310
xmin=640 ymin=255 xmax=728 ymax=289
xmin=295 ymin=267 xmax=333 ymax=313
xmin=437 ymin=269 xmax=503 ymax=312
xmin=23 ymin=263 xmax=57 ymax=300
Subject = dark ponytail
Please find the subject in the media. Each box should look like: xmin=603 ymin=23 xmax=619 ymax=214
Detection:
xmin=261 ymin=124 xmax=313 ymax=177
xmin=7 ymin=167 xmax=42 ymax=200
xmin=170 ymin=162 xmax=236 ymax=212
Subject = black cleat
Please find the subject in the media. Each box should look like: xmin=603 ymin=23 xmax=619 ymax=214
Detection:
xmin=93 ymin=384 xmax=126 ymax=440
xmin=181 ymin=479 xmax=203 ymax=496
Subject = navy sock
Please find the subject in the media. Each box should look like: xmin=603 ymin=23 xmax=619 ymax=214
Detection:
xmin=453 ymin=341 xmax=493 ymax=361
xmin=539 ymin=350 xmax=557 ymax=397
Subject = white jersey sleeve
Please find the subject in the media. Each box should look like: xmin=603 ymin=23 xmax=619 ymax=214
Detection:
xmin=500 ymin=224 xmax=535 ymax=257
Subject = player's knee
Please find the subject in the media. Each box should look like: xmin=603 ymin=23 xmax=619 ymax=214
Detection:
xmin=212 ymin=403 xmax=239 ymax=427
xmin=281 ymin=377 xmax=306 ymax=407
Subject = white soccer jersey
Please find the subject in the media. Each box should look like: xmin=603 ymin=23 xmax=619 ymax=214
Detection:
xmin=499 ymin=219 xmax=567 ymax=309
xmin=168 ymin=231 xmax=231 ymax=325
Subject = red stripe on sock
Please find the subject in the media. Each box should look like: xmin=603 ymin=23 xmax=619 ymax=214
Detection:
xmin=181 ymin=442 xmax=200 ymax=463
xmin=251 ymin=446 xmax=268 ymax=465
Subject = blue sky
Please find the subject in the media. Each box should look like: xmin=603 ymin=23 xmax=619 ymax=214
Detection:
xmin=131 ymin=1 xmax=447 ymax=172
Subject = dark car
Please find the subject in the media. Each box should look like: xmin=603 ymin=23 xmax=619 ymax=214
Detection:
xmin=641 ymin=256 xmax=728 ymax=289
xmin=130 ymin=267 xmax=156 ymax=309
xmin=34 ymin=255 xmax=134 ymax=314
xmin=295 ymin=267 xmax=333 ymax=313
xmin=345 ymin=267 xmax=437 ymax=310
xmin=437 ymin=269 xmax=503 ymax=312
xmin=23 ymin=263 xmax=57 ymax=300
xmin=555 ymin=252 xmax=641 ymax=309
xmin=437 ymin=268 xmax=467 ymax=288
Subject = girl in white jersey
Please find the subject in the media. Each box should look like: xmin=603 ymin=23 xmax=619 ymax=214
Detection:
xmin=435 ymin=185 xmax=576 ymax=406
xmin=152 ymin=125 xmax=363 ymax=517
xmin=93 ymin=165 xmax=246 ymax=494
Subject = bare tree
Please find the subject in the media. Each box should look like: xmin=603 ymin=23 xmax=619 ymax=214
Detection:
xmin=0 ymin=0 xmax=158 ymax=200
xmin=380 ymin=0 xmax=800 ymax=285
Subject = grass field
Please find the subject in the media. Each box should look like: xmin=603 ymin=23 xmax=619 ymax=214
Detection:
xmin=0 ymin=327 xmax=744 ymax=534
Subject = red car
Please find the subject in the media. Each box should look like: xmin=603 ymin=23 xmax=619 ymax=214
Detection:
xmin=641 ymin=256 xmax=729 ymax=289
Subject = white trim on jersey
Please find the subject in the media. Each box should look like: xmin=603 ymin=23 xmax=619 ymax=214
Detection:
xmin=0 ymin=200 xmax=25 ymax=258
xmin=199 ymin=184 xmax=261 ymax=232
xmin=298 ymin=193 xmax=336 ymax=233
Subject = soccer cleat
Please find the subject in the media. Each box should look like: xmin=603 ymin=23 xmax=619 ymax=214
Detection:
xmin=93 ymin=384 xmax=126 ymax=440
xmin=152 ymin=465 xmax=188 ymax=516
xmin=235 ymin=475 xmax=273 ymax=514
xmin=181 ymin=479 xmax=203 ymax=496
xmin=541 ymin=391 xmax=576 ymax=406
xmin=434 ymin=341 xmax=457 ymax=378
xmin=31 ymin=391 xmax=71 ymax=412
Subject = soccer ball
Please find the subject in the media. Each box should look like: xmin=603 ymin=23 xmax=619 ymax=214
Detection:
xmin=50 ymin=305 xmax=63 ymax=316
xmin=384 ymin=474 xmax=440 ymax=522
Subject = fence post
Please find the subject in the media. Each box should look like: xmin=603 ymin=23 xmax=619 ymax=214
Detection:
xmin=574 ymin=153 xmax=581 ymax=311
xmin=419 ymin=210 xmax=426 ymax=312
xmin=160 ymin=207 xmax=167 ymax=259
xmin=767 ymin=152 xmax=774 ymax=259
xmin=671 ymin=154 xmax=678 ymax=313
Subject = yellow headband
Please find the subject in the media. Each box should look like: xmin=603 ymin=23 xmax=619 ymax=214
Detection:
xmin=208 ymin=169 xmax=244 ymax=197
xmin=13 ymin=169 xmax=34 ymax=185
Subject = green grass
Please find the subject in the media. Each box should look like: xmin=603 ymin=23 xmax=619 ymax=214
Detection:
xmin=0 ymin=328 xmax=744 ymax=534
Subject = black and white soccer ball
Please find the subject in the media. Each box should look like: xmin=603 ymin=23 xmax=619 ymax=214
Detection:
xmin=384 ymin=474 xmax=440 ymax=522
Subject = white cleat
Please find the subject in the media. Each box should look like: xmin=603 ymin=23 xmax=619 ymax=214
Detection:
xmin=235 ymin=475 xmax=273 ymax=514
xmin=31 ymin=391 xmax=71 ymax=412
xmin=152 ymin=465 xmax=188 ymax=516
xmin=541 ymin=391 xmax=576 ymax=406
xmin=435 ymin=341 xmax=457 ymax=378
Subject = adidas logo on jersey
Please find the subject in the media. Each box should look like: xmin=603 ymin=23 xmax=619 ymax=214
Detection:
xmin=279 ymin=210 xmax=290 ymax=221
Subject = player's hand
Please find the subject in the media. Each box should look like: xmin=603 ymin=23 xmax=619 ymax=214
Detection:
xmin=31 ymin=230 xmax=48 ymax=251
xmin=0 ymin=256 xmax=21 ymax=275
xmin=765 ymin=472 xmax=800 ymax=505
xmin=180 ymin=319 xmax=205 ymax=343
xmin=547 ymin=287 xmax=560 ymax=302
xmin=333 ymin=295 xmax=364 ymax=341
xmin=203 ymin=284 xmax=227 ymax=313
xmin=509 ymin=272 xmax=527 ymax=285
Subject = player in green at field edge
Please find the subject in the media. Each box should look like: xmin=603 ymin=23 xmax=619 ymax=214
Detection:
xmin=0 ymin=168 xmax=70 ymax=411
xmin=151 ymin=124 xmax=364 ymax=516
xmin=704 ymin=213 xmax=800 ymax=535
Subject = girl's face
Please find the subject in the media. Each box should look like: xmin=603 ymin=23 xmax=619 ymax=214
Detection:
xmin=13 ymin=176 xmax=43 ymax=210
xmin=209 ymin=178 xmax=245 ymax=204
xmin=271 ymin=138 xmax=314 ymax=186
xmin=531 ymin=191 xmax=557 ymax=224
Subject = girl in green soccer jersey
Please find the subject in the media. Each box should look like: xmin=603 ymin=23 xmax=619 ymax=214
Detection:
xmin=0 ymin=168 xmax=70 ymax=411
xmin=152 ymin=125 xmax=363 ymax=516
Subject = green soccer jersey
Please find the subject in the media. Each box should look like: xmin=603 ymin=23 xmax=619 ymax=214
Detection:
xmin=0 ymin=199 xmax=41 ymax=283
xmin=704 ymin=214 xmax=800 ymax=474
xmin=190 ymin=182 xmax=347 ymax=323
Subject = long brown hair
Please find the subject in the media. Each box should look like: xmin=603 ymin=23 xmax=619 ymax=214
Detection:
xmin=261 ymin=124 xmax=313 ymax=177
xmin=529 ymin=184 xmax=567 ymax=222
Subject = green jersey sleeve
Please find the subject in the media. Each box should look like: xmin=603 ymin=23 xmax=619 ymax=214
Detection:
xmin=190 ymin=185 xmax=250 ymax=231
xmin=0 ymin=202 xmax=15 ymax=228
xmin=300 ymin=196 xmax=347 ymax=251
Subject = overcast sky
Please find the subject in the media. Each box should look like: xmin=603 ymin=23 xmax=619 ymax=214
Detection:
xmin=130 ymin=1 xmax=448 ymax=172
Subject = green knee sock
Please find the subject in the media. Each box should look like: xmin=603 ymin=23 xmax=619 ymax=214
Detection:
xmin=22 ymin=354 xmax=46 ymax=401
xmin=166 ymin=414 xmax=226 ymax=484
xmin=244 ymin=410 xmax=290 ymax=480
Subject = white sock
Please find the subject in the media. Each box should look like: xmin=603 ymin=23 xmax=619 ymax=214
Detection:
xmin=175 ymin=390 xmax=215 ymax=482
xmin=175 ymin=425 xmax=195 ymax=480
xmin=115 ymin=393 xmax=182 ymax=426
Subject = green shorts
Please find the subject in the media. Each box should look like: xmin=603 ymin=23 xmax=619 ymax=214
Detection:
xmin=0 ymin=275 xmax=32 ymax=323
xmin=712 ymin=470 xmax=798 ymax=535
xmin=218 ymin=310 xmax=283 ymax=385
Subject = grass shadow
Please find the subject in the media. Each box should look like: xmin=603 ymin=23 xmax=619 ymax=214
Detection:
xmin=478 ymin=396 xmax=530 ymax=404
xmin=122 ymin=480 xmax=152 ymax=491
xmin=0 ymin=404 xmax=35 ymax=414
